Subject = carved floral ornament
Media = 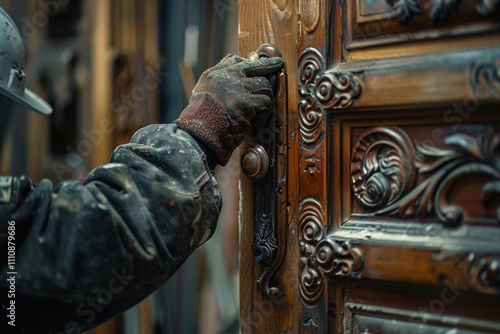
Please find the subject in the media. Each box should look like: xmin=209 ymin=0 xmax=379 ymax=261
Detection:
xmin=298 ymin=198 xmax=364 ymax=304
xmin=386 ymin=0 xmax=499 ymax=23
xmin=350 ymin=126 xmax=500 ymax=225
xmin=298 ymin=48 xmax=362 ymax=145
xmin=298 ymin=126 xmax=500 ymax=305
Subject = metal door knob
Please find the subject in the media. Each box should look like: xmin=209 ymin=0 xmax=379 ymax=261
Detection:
xmin=241 ymin=145 xmax=269 ymax=181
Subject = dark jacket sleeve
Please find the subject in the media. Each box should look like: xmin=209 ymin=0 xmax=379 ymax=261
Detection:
xmin=0 ymin=124 xmax=222 ymax=333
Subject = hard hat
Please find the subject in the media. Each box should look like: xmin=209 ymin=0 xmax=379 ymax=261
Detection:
xmin=0 ymin=7 xmax=52 ymax=115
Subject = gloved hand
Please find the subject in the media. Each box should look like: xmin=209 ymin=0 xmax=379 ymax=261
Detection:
xmin=175 ymin=54 xmax=284 ymax=166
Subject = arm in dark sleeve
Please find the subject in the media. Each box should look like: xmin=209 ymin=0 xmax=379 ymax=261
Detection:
xmin=0 ymin=124 xmax=222 ymax=333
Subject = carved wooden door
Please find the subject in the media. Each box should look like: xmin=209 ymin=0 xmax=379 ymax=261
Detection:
xmin=238 ymin=0 xmax=500 ymax=333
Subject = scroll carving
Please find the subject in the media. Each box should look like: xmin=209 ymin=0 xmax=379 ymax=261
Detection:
xmin=428 ymin=0 xmax=461 ymax=23
xmin=478 ymin=257 xmax=500 ymax=291
xmin=460 ymin=254 xmax=500 ymax=294
xmin=351 ymin=127 xmax=417 ymax=211
xmin=299 ymin=198 xmax=364 ymax=304
xmin=298 ymin=48 xmax=362 ymax=145
xmin=299 ymin=198 xmax=326 ymax=304
xmin=387 ymin=0 xmax=422 ymax=23
xmin=469 ymin=62 xmax=500 ymax=100
xmin=351 ymin=126 xmax=500 ymax=226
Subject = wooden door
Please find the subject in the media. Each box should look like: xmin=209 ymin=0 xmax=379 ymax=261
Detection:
xmin=239 ymin=0 xmax=500 ymax=333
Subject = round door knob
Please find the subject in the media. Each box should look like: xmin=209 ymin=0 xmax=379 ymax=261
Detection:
xmin=241 ymin=145 xmax=269 ymax=181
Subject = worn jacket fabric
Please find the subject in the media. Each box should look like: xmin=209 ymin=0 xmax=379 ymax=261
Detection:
xmin=0 ymin=124 xmax=222 ymax=333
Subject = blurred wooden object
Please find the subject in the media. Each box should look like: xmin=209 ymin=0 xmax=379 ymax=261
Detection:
xmin=9 ymin=0 xmax=159 ymax=332
xmin=110 ymin=0 xmax=160 ymax=147
xmin=85 ymin=2 xmax=119 ymax=332
xmin=239 ymin=0 xmax=500 ymax=333
xmin=138 ymin=296 xmax=154 ymax=334
xmin=90 ymin=0 xmax=160 ymax=333
xmin=25 ymin=0 xmax=49 ymax=181
xmin=88 ymin=0 xmax=113 ymax=168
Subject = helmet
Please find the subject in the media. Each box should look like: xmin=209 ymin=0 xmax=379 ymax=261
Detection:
xmin=0 ymin=7 xmax=52 ymax=115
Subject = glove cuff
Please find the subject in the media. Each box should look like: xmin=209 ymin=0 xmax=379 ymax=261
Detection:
xmin=175 ymin=92 xmax=250 ymax=166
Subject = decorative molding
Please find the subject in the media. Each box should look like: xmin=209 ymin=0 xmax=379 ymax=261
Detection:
xmin=315 ymin=238 xmax=364 ymax=276
xmin=303 ymin=155 xmax=323 ymax=176
xmin=345 ymin=302 xmax=500 ymax=332
xmin=386 ymin=0 xmax=498 ymax=23
xmin=351 ymin=127 xmax=417 ymax=210
xmin=459 ymin=254 xmax=500 ymax=294
xmin=469 ymin=62 xmax=500 ymax=100
xmin=298 ymin=48 xmax=362 ymax=146
xmin=477 ymin=257 xmax=500 ymax=292
xmin=303 ymin=318 xmax=320 ymax=329
xmin=351 ymin=126 xmax=500 ymax=226
xmin=428 ymin=0 xmax=461 ymax=23
xmin=299 ymin=198 xmax=327 ymax=304
xmin=387 ymin=0 xmax=422 ymax=23
xmin=298 ymin=48 xmax=326 ymax=146
xmin=299 ymin=198 xmax=364 ymax=304
xmin=476 ymin=0 xmax=500 ymax=16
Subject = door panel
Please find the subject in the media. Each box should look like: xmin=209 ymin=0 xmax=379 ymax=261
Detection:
xmin=346 ymin=0 xmax=500 ymax=61
xmin=239 ymin=0 xmax=500 ymax=333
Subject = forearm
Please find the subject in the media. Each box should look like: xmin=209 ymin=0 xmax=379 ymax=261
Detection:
xmin=0 ymin=124 xmax=221 ymax=332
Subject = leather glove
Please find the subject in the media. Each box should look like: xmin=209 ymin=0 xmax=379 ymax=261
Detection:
xmin=175 ymin=54 xmax=284 ymax=166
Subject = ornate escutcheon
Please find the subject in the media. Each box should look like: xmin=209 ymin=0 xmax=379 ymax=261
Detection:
xmin=241 ymin=44 xmax=288 ymax=299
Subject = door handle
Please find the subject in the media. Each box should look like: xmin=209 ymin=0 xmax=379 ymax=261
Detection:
xmin=241 ymin=44 xmax=288 ymax=299
xmin=241 ymin=44 xmax=282 ymax=181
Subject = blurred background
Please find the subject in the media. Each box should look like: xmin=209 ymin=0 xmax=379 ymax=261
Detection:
xmin=0 ymin=0 xmax=240 ymax=333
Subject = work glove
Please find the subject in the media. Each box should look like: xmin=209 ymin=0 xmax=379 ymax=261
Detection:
xmin=175 ymin=54 xmax=284 ymax=166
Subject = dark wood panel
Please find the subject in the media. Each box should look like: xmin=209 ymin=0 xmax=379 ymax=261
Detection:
xmin=300 ymin=46 xmax=500 ymax=111
xmin=345 ymin=0 xmax=500 ymax=60
xmin=339 ymin=282 xmax=500 ymax=333
xmin=326 ymin=228 xmax=499 ymax=293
